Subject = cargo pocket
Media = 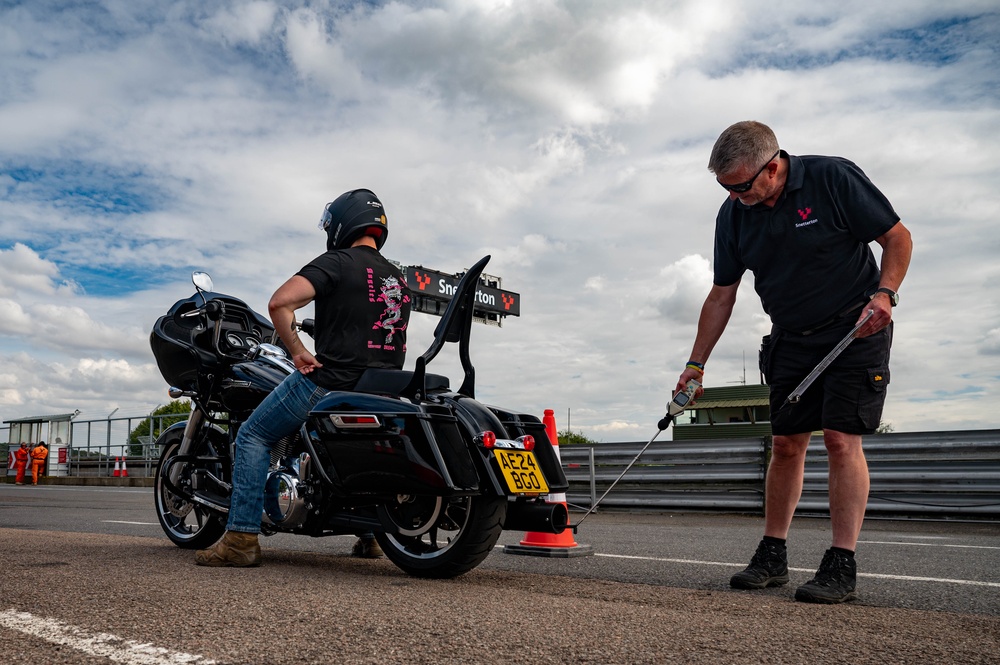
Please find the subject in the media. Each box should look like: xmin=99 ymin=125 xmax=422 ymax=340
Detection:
xmin=758 ymin=333 xmax=775 ymax=385
xmin=858 ymin=367 xmax=890 ymax=430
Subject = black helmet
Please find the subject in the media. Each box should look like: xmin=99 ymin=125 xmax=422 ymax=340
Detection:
xmin=318 ymin=189 xmax=388 ymax=251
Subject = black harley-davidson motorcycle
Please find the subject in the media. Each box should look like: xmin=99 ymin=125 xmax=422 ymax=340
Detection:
xmin=149 ymin=256 xmax=569 ymax=578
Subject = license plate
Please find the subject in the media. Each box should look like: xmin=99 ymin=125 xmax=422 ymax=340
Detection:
xmin=494 ymin=449 xmax=549 ymax=494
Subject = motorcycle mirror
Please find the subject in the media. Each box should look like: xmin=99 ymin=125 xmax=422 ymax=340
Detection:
xmin=191 ymin=271 xmax=214 ymax=304
xmin=192 ymin=271 xmax=214 ymax=293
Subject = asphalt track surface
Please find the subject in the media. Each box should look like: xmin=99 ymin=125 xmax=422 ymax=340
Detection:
xmin=1 ymin=484 xmax=997 ymax=664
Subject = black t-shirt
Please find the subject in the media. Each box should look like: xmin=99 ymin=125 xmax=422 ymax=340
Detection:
xmin=296 ymin=246 xmax=412 ymax=390
xmin=714 ymin=153 xmax=899 ymax=332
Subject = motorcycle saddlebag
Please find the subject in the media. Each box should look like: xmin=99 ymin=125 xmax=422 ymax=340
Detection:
xmin=307 ymin=392 xmax=480 ymax=496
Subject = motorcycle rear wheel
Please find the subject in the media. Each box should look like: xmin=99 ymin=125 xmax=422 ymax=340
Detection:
xmin=375 ymin=494 xmax=506 ymax=579
xmin=154 ymin=436 xmax=228 ymax=550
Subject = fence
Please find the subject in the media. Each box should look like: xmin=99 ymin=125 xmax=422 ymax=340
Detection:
xmin=560 ymin=429 xmax=1000 ymax=521
xmin=67 ymin=412 xmax=192 ymax=477
xmin=2 ymin=413 xmax=189 ymax=480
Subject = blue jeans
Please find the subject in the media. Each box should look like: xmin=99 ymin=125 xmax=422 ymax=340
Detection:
xmin=227 ymin=371 xmax=329 ymax=533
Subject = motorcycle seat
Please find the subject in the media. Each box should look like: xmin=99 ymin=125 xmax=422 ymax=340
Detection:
xmin=354 ymin=368 xmax=450 ymax=396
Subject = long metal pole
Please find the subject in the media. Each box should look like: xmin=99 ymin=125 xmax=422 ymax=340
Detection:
xmin=574 ymin=417 xmax=672 ymax=528
xmin=785 ymin=308 xmax=874 ymax=405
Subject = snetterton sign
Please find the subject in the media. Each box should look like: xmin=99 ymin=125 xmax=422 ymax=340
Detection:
xmin=403 ymin=265 xmax=520 ymax=324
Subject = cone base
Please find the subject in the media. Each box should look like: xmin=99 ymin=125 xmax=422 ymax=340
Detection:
xmin=503 ymin=542 xmax=594 ymax=558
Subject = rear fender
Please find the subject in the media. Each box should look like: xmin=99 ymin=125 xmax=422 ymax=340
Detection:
xmin=444 ymin=395 xmax=509 ymax=496
xmin=448 ymin=396 xmax=569 ymax=497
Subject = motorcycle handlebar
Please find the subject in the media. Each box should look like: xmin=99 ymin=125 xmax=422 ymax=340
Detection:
xmin=205 ymin=300 xmax=224 ymax=321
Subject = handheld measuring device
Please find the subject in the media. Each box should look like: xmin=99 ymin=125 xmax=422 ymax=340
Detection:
xmin=659 ymin=377 xmax=701 ymax=429
xmin=574 ymin=378 xmax=701 ymax=528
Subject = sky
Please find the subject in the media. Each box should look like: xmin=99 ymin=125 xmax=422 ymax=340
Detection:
xmin=1 ymin=0 xmax=998 ymax=441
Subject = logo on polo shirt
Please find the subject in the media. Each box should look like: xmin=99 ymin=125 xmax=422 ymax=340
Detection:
xmin=795 ymin=206 xmax=818 ymax=228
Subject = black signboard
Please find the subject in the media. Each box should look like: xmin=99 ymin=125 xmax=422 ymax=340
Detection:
xmin=404 ymin=266 xmax=520 ymax=318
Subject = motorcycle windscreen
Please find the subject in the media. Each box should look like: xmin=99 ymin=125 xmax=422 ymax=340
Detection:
xmin=308 ymin=392 xmax=479 ymax=496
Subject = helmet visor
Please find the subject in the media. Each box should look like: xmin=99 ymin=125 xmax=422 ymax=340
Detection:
xmin=318 ymin=202 xmax=334 ymax=231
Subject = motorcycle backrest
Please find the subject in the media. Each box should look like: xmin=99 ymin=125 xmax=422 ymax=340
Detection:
xmin=402 ymin=255 xmax=491 ymax=400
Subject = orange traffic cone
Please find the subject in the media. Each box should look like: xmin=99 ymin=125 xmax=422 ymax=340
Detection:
xmin=503 ymin=409 xmax=593 ymax=558
xmin=112 ymin=457 xmax=121 ymax=477
xmin=120 ymin=457 xmax=128 ymax=478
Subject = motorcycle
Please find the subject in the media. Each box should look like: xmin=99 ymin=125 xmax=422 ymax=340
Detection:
xmin=149 ymin=256 xmax=569 ymax=578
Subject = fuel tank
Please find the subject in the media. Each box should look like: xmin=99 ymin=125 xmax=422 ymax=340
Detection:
xmin=220 ymin=359 xmax=290 ymax=414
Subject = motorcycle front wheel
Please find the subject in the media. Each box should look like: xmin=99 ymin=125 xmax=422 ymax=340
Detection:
xmin=375 ymin=494 xmax=506 ymax=579
xmin=154 ymin=434 xmax=228 ymax=550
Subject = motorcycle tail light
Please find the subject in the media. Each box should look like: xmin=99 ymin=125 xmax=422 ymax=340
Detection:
xmin=477 ymin=431 xmax=497 ymax=448
xmin=519 ymin=435 xmax=535 ymax=451
xmin=331 ymin=414 xmax=381 ymax=428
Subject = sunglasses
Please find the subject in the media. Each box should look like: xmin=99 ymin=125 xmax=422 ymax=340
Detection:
xmin=718 ymin=149 xmax=780 ymax=193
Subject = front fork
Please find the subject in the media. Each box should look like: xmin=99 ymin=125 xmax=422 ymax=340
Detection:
xmin=168 ymin=405 xmax=205 ymax=486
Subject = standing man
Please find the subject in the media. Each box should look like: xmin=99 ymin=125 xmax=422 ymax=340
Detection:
xmin=195 ymin=188 xmax=411 ymax=567
xmin=13 ymin=443 xmax=29 ymax=484
xmin=675 ymin=121 xmax=912 ymax=603
xmin=30 ymin=441 xmax=48 ymax=485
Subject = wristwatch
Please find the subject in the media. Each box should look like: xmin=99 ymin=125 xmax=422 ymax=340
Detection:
xmin=874 ymin=287 xmax=899 ymax=306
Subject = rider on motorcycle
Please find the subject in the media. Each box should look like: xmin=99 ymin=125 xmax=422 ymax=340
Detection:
xmin=195 ymin=189 xmax=412 ymax=567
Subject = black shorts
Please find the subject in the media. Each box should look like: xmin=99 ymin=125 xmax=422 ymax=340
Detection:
xmin=760 ymin=320 xmax=892 ymax=436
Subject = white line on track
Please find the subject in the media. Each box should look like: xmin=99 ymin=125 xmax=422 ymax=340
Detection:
xmin=0 ymin=609 xmax=215 ymax=664
xmin=593 ymin=553 xmax=1000 ymax=588
xmin=858 ymin=539 xmax=1000 ymax=550
xmin=102 ymin=520 xmax=159 ymax=525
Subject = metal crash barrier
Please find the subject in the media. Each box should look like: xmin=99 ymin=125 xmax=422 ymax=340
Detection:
xmin=560 ymin=430 xmax=1000 ymax=521
xmin=5 ymin=419 xmax=1000 ymax=521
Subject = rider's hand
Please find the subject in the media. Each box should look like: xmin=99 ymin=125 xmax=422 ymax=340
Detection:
xmin=293 ymin=350 xmax=323 ymax=374
xmin=674 ymin=366 xmax=705 ymax=401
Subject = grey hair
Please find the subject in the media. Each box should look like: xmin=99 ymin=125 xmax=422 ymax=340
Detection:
xmin=708 ymin=121 xmax=780 ymax=176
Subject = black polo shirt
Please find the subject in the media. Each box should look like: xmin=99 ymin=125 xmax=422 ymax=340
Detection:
xmin=714 ymin=152 xmax=899 ymax=333
xmin=296 ymin=246 xmax=411 ymax=390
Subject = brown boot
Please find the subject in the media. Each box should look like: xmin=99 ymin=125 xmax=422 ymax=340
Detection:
xmin=351 ymin=535 xmax=384 ymax=559
xmin=195 ymin=531 xmax=261 ymax=567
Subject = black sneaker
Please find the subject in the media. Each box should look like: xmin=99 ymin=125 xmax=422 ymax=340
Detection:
xmin=795 ymin=548 xmax=857 ymax=604
xmin=730 ymin=539 xmax=789 ymax=589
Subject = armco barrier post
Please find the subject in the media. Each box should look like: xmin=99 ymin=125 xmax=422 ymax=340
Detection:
xmin=503 ymin=409 xmax=593 ymax=557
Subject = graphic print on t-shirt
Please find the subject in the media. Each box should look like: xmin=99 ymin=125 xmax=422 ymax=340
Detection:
xmin=370 ymin=272 xmax=409 ymax=350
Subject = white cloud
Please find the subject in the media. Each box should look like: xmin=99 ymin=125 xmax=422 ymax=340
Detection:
xmin=204 ymin=1 xmax=279 ymax=46
xmin=0 ymin=299 xmax=32 ymax=333
xmin=284 ymin=6 xmax=364 ymax=94
xmin=981 ymin=328 xmax=1000 ymax=356
xmin=0 ymin=243 xmax=79 ymax=297
xmin=0 ymin=0 xmax=997 ymax=439
xmin=650 ymin=254 xmax=715 ymax=323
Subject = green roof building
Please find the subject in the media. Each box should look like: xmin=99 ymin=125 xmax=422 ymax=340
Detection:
xmin=673 ymin=383 xmax=771 ymax=440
